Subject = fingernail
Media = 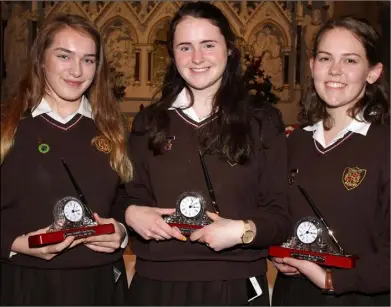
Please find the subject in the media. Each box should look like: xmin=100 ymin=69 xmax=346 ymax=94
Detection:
xmin=181 ymin=236 xmax=187 ymax=241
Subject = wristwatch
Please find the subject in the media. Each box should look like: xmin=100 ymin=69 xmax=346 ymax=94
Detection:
xmin=241 ymin=220 xmax=255 ymax=244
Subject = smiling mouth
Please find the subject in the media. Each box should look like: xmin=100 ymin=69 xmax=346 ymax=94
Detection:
xmin=325 ymin=82 xmax=346 ymax=88
xmin=64 ymin=80 xmax=83 ymax=87
xmin=190 ymin=67 xmax=210 ymax=73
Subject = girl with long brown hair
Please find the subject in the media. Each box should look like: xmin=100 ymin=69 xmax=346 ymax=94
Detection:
xmin=1 ymin=13 xmax=132 ymax=305
xmin=272 ymin=17 xmax=389 ymax=306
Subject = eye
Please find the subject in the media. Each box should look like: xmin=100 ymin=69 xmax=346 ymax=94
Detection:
xmin=84 ymin=58 xmax=96 ymax=64
xmin=204 ymin=43 xmax=215 ymax=49
xmin=179 ymin=45 xmax=191 ymax=52
xmin=344 ymin=58 xmax=357 ymax=64
xmin=56 ymin=54 xmax=69 ymax=60
xmin=317 ymin=56 xmax=330 ymax=62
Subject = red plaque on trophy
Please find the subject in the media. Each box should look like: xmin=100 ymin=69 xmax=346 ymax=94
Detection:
xmin=268 ymin=185 xmax=358 ymax=269
xmin=28 ymin=159 xmax=115 ymax=248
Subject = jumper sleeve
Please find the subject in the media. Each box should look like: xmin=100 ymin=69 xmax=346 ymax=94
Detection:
xmin=247 ymin=108 xmax=291 ymax=249
xmin=333 ymin=131 xmax=390 ymax=295
xmin=124 ymin=112 xmax=155 ymax=207
xmin=109 ymin=184 xmax=131 ymax=227
xmin=0 ymin=210 xmax=24 ymax=260
xmin=1 ymin=170 xmax=26 ymax=260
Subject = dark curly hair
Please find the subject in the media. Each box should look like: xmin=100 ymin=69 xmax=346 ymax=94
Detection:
xmin=299 ymin=16 xmax=389 ymax=129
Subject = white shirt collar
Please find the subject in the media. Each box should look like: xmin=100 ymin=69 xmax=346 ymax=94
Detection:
xmin=31 ymin=96 xmax=93 ymax=124
xmin=169 ymin=89 xmax=190 ymax=109
xmin=168 ymin=88 xmax=213 ymax=123
xmin=304 ymin=114 xmax=371 ymax=148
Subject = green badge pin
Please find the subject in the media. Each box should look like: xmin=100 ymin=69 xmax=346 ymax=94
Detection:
xmin=38 ymin=143 xmax=50 ymax=154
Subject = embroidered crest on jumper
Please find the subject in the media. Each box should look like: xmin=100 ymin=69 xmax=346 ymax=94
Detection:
xmin=164 ymin=136 xmax=176 ymax=151
xmin=342 ymin=167 xmax=367 ymax=190
xmin=94 ymin=136 xmax=112 ymax=154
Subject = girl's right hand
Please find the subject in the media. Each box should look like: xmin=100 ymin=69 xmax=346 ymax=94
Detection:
xmin=125 ymin=205 xmax=186 ymax=242
xmin=11 ymin=226 xmax=86 ymax=260
xmin=271 ymin=257 xmax=301 ymax=276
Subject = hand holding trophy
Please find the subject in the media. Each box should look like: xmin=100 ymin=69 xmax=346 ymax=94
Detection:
xmin=163 ymin=149 xmax=219 ymax=236
xmin=268 ymin=185 xmax=358 ymax=269
xmin=28 ymin=158 xmax=115 ymax=248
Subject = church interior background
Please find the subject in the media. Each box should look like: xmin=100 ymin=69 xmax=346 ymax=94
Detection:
xmin=1 ymin=0 xmax=390 ymax=295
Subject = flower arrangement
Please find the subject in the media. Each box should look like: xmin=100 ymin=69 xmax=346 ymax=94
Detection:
xmin=242 ymin=52 xmax=283 ymax=105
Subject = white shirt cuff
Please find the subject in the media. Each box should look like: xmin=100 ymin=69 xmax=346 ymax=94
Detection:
xmin=119 ymin=223 xmax=129 ymax=248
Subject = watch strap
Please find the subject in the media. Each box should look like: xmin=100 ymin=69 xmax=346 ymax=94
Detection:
xmin=323 ymin=269 xmax=335 ymax=294
xmin=243 ymin=220 xmax=251 ymax=232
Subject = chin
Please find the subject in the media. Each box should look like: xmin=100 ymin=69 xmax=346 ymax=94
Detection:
xmin=59 ymin=94 xmax=84 ymax=103
xmin=188 ymin=80 xmax=219 ymax=91
xmin=189 ymin=84 xmax=210 ymax=90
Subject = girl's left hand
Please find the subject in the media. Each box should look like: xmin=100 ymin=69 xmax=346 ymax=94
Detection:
xmin=282 ymin=257 xmax=327 ymax=289
xmin=83 ymin=213 xmax=126 ymax=253
xmin=189 ymin=212 xmax=244 ymax=251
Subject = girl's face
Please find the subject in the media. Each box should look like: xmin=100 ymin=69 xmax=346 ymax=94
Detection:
xmin=43 ymin=27 xmax=97 ymax=105
xmin=310 ymin=28 xmax=382 ymax=113
xmin=173 ymin=17 xmax=228 ymax=96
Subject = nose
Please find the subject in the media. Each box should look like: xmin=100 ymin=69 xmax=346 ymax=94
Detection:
xmin=69 ymin=59 xmax=82 ymax=77
xmin=192 ymin=48 xmax=204 ymax=65
xmin=328 ymin=61 xmax=343 ymax=76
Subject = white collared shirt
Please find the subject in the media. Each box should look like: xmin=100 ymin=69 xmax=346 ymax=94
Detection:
xmin=31 ymin=96 xmax=93 ymax=123
xmin=304 ymin=114 xmax=371 ymax=148
xmin=168 ymin=89 xmax=213 ymax=123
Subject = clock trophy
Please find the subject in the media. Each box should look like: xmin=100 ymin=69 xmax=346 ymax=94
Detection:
xmin=163 ymin=149 xmax=220 ymax=235
xmin=268 ymin=185 xmax=358 ymax=268
xmin=28 ymin=158 xmax=115 ymax=247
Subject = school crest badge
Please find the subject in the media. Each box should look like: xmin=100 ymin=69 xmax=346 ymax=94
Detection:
xmin=94 ymin=135 xmax=112 ymax=154
xmin=342 ymin=167 xmax=366 ymax=190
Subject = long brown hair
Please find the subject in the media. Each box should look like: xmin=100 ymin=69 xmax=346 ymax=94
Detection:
xmin=1 ymin=14 xmax=132 ymax=182
xmin=299 ymin=17 xmax=389 ymax=128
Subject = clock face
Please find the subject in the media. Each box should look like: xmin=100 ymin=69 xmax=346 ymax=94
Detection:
xmin=179 ymin=195 xmax=202 ymax=218
xmin=63 ymin=200 xmax=84 ymax=222
xmin=296 ymin=220 xmax=318 ymax=244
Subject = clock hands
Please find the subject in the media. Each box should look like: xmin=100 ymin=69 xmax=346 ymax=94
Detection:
xmin=298 ymin=185 xmax=344 ymax=254
xmin=61 ymin=158 xmax=95 ymax=221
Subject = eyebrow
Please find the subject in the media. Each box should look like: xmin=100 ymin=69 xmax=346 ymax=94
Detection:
xmin=53 ymin=47 xmax=96 ymax=57
xmin=317 ymin=51 xmax=362 ymax=58
xmin=175 ymin=40 xmax=218 ymax=47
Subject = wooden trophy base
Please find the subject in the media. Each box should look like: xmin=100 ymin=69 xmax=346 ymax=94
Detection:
xmin=28 ymin=224 xmax=115 ymax=248
xmin=268 ymin=245 xmax=357 ymax=269
xmin=167 ymin=222 xmax=203 ymax=236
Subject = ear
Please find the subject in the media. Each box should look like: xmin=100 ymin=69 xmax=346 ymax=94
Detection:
xmin=367 ymin=63 xmax=383 ymax=84
xmin=309 ymin=57 xmax=315 ymax=78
